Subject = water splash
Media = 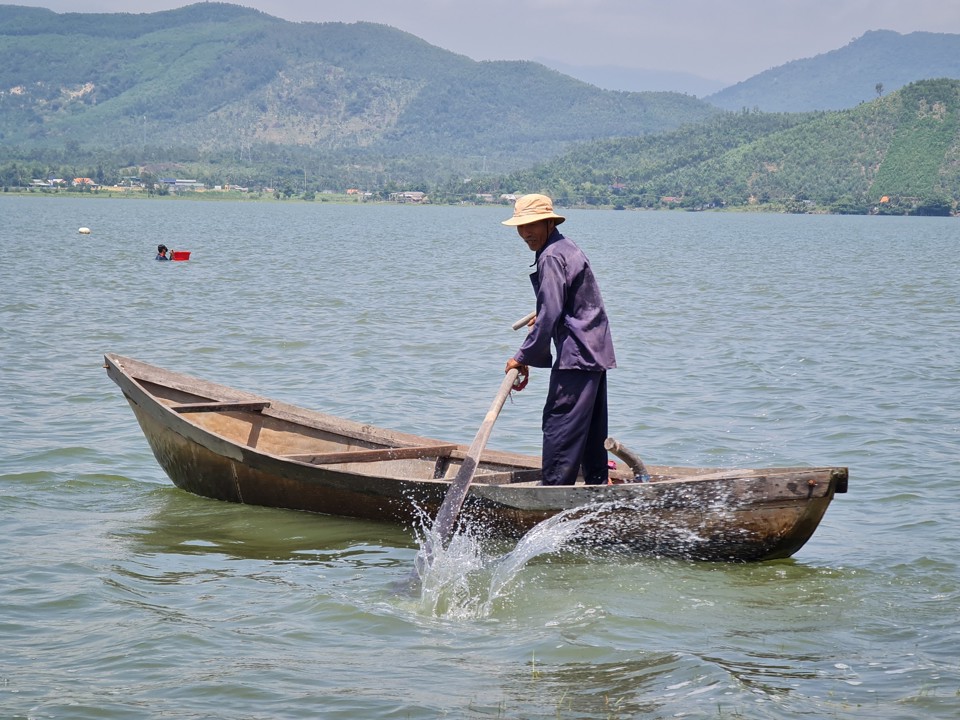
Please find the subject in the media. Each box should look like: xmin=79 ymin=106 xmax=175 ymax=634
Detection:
xmin=410 ymin=482 xmax=744 ymax=618
xmin=414 ymin=525 xmax=491 ymax=619
xmin=483 ymin=506 xmax=598 ymax=610
xmin=412 ymin=499 xmax=627 ymax=619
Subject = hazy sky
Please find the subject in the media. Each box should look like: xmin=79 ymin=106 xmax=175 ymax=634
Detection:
xmin=12 ymin=0 xmax=960 ymax=83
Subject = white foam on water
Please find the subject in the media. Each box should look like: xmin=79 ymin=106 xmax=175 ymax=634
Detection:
xmin=412 ymin=496 xmax=669 ymax=619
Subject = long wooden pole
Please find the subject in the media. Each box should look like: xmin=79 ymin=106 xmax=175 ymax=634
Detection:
xmin=430 ymin=369 xmax=520 ymax=548
xmin=511 ymin=311 xmax=535 ymax=331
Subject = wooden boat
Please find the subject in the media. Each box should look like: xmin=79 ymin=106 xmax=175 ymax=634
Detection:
xmin=104 ymin=353 xmax=848 ymax=562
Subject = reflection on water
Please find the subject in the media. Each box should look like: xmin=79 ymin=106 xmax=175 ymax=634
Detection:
xmin=123 ymin=487 xmax=418 ymax=563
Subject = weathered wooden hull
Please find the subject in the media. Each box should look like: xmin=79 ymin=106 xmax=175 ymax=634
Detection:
xmin=104 ymin=353 xmax=848 ymax=561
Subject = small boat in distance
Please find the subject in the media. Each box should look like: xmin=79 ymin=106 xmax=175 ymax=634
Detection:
xmin=103 ymin=353 xmax=848 ymax=562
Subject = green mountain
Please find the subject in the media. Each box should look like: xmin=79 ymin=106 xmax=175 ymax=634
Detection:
xmin=496 ymin=79 xmax=960 ymax=214
xmin=0 ymin=2 xmax=716 ymax=184
xmin=5 ymin=3 xmax=958 ymax=211
xmin=707 ymin=30 xmax=960 ymax=112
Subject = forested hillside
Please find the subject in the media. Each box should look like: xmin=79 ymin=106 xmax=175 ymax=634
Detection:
xmin=3 ymin=4 xmax=959 ymax=214
xmin=707 ymin=30 xmax=960 ymax=112
xmin=0 ymin=2 xmax=715 ymax=186
xmin=488 ymin=79 xmax=960 ymax=215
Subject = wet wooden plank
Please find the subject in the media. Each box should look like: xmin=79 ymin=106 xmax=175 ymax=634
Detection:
xmin=173 ymin=401 xmax=271 ymax=413
xmin=286 ymin=444 xmax=457 ymax=465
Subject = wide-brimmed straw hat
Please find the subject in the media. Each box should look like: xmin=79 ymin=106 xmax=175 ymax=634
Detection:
xmin=501 ymin=193 xmax=565 ymax=226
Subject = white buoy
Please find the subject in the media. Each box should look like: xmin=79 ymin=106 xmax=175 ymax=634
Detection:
xmin=78 ymin=227 xmax=91 ymax=234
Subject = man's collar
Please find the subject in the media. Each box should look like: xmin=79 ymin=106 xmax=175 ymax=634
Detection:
xmin=534 ymin=228 xmax=563 ymax=263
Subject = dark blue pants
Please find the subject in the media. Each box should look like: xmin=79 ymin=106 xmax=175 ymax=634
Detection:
xmin=541 ymin=370 xmax=609 ymax=486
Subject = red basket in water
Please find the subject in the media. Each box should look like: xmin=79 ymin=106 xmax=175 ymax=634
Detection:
xmin=171 ymin=251 xmax=191 ymax=261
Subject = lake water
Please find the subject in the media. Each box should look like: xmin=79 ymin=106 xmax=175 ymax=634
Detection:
xmin=1 ymin=194 xmax=958 ymax=719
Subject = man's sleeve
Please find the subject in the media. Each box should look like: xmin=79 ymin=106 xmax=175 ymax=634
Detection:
xmin=514 ymin=256 xmax=565 ymax=368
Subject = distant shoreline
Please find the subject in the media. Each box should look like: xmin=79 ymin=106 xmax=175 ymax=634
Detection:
xmin=1 ymin=188 xmax=360 ymax=203
xmin=3 ymin=188 xmax=954 ymax=216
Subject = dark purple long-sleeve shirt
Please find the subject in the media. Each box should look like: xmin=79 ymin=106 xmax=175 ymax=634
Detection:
xmin=514 ymin=229 xmax=616 ymax=371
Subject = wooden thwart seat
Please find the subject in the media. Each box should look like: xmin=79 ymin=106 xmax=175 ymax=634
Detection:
xmin=172 ymin=400 xmax=271 ymax=413
xmin=285 ymin=444 xmax=457 ymax=466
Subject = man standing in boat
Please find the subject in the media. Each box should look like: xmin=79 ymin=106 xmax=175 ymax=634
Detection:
xmin=503 ymin=194 xmax=617 ymax=486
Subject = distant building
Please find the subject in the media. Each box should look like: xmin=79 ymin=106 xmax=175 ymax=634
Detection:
xmin=162 ymin=178 xmax=205 ymax=191
xmin=389 ymin=191 xmax=427 ymax=203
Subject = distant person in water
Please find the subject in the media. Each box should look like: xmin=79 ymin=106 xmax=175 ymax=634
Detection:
xmin=156 ymin=244 xmax=169 ymax=261
xmin=502 ymin=194 xmax=616 ymax=486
